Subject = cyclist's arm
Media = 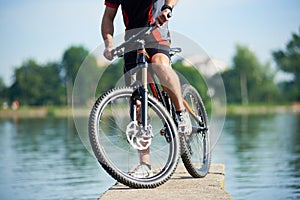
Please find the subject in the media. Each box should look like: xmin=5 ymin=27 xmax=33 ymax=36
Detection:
xmin=156 ymin=0 xmax=178 ymax=26
xmin=165 ymin=0 xmax=178 ymax=8
xmin=101 ymin=6 xmax=118 ymax=60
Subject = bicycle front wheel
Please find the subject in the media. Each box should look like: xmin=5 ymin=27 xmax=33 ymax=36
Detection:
xmin=89 ymin=87 xmax=180 ymax=188
xmin=181 ymin=84 xmax=211 ymax=178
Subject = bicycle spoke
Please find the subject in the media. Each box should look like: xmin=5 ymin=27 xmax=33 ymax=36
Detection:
xmin=89 ymin=87 xmax=179 ymax=188
xmin=181 ymin=84 xmax=211 ymax=178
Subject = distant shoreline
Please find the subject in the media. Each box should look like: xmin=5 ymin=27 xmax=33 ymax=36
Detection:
xmin=0 ymin=106 xmax=88 ymax=119
xmin=0 ymin=103 xmax=299 ymax=119
xmin=225 ymin=103 xmax=300 ymax=115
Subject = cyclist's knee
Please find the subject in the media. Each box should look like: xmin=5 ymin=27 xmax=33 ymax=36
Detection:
xmin=151 ymin=53 xmax=170 ymax=67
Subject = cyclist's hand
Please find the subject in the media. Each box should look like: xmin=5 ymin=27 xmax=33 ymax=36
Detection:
xmin=103 ymin=47 xmax=114 ymax=61
xmin=155 ymin=9 xmax=171 ymax=27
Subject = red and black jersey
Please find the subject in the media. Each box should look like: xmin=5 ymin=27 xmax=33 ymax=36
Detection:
xmin=104 ymin=0 xmax=171 ymax=70
xmin=105 ymin=0 xmax=165 ymax=30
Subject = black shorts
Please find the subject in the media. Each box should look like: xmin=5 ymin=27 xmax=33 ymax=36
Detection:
xmin=123 ymin=45 xmax=170 ymax=86
xmin=124 ymin=44 xmax=171 ymax=73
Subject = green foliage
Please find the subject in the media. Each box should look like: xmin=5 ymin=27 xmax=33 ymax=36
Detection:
xmin=96 ymin=59 xmax=124 ymax=96
xmin=62 ymin=45 xmax=101 ymax=106
xmin=0 ymin=77 xmax=6 ymax=105
xmin=73 ymin=53 xmax=100 ymax=105
xmin=62 ymin=46 xmax=89 ymax=84
xmin=1 ymin=45 xmax=102 ymax=107
xmin=172 ymin=62 xmax=210 ymax=109
xmin=273 ymin=29 xmax=300 ymax=101
xmin=0 ymin=77 xmax=5 ymax=90
xmin=222 ymin=44 xmax=280 ymax=104
xmin=173 ymin=62 xmax=208 ymax=96
xmin=221 ymin=68 xmax=241 ymax=103
xmin=8 ymin=60 xmax=66 ymax=105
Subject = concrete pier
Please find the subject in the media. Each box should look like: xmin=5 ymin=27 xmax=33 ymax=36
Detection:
xmin=99 ymin=163 xmax=232 ymax=200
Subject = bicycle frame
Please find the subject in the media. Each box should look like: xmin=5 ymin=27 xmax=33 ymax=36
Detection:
xmin=113 ymin=25 xmax=207 ymax=134
xmin=130 ymin=45 xmax=206 ymax=135
xmin=126 ymin=35 xmax=174 ymax=131
xmin=89 ymin=25 xmax=211 ymax=188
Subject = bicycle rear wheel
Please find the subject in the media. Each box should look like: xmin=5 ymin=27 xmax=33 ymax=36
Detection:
xmin=181 ymin=84 xmax=211 ymax=177
xmin=89 ymin=87 xmax=180 ymax=188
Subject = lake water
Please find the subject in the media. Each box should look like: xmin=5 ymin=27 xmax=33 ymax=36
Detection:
xmin=213 ymin=113 xmax=300 ymax=199
xmin=0 ymin=113 xmax=299 ymax=200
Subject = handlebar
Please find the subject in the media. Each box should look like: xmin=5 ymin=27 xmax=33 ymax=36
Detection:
xmin=112 ymin=12 xmax=172 ymax=58
xmin=112 ymin=24 xmax=156 ymax=58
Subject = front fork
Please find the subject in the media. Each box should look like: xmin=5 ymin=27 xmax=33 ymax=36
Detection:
xmin=126 ymin=50 xmax=153 ymax=150
xmin=130 ymin=84 xmax=148 ymax=130
xmin=130 ymin=47 xmax=149 ymax=131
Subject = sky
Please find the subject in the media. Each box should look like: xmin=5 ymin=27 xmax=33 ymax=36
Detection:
xmin=0 ymin=0 xmax=299 ymax=85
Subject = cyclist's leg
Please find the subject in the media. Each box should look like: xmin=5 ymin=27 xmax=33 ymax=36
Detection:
xmin=135 ymin=100 xmax=151 ymax=166
xmin=150 ymin=52 xmax=185 ymax=112
xmin=124 ymin=51 xmax=138 ymax=86
xmin=148 ymin=47 xmax=192 ymax=134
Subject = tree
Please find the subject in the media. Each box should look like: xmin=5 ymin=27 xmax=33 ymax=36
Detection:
xmin=0 ymin=77 xmax=5 ymax=90
xmin=0 ymin=77 xmax=7 ymax=105
xmin=10 ymin=59 xmax=42 ymax=105
xmin=5 ymin=45 xmax=99 ymax=106
xmin=172 ymin=61 xmax=209 ymax=101
xmin=221 ymin=68 xmax=241 ymax=103
xmin=233 ymin=44 xmax=262 ymax=104
xmin=62 ymin=46 xmax=90 ymax=83
xmin=62 ymin=46 xmax=90 ymax=105
xmin=73 ymin=53 xmax=100 ymax=106
xmin=9 ymin=59 xmax=65 ymax=105
xmin=222 ymin=44 xmax=279 ymax=104
xmin=96 ymin=59 xmax=124 ymax=96
xmin=40 ymin=62 xmax=66 ymax=105
xmin=272 ymin=29 xmax=300 ymax=101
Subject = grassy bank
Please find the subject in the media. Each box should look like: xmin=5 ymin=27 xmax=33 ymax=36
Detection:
xmin=0 ymin=103 xmax=299 ymax=119
xmin=226 ymin=103 xmax=300 ymax=115
xmin=0 ymin=106 xmax=90 ymax=119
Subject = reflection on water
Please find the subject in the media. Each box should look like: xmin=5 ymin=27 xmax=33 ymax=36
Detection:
xmin=0 ymin=113 xmax=299 ymax=200
xmin=213 ymin=113 xmax=300 ymax=200
xmin=0 ymin=118 xmax=114 ymax=200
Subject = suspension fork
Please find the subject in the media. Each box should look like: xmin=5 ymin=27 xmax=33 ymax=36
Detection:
xmin=134 ymin=42 xmax=148 ymax=130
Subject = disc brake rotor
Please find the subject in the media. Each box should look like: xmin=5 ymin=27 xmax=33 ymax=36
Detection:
xmin=126 ymin=121 xmax=153 ymax=150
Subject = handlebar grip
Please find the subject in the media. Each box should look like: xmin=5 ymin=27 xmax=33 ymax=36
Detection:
xmin=167 ymin=12 xmax=173 ymax=19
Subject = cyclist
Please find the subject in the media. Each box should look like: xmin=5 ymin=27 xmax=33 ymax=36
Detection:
xmin=101 ymin=0 xmax=191 ymax=178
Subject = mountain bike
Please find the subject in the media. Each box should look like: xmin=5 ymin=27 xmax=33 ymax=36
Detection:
xmin=88 ymin=25 xmax=211 ymax=188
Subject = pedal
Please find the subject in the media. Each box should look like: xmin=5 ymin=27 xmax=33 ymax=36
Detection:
xmin=192 ymin=126 xmax=208 ymax=133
